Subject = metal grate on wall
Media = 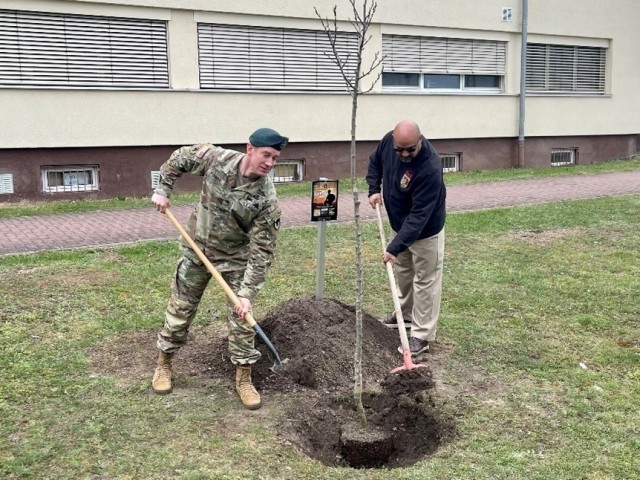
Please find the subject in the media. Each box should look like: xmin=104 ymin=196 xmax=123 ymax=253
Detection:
xmin=269 ymin=160 xmax=304 ymax=183
xmin=42 ymin=165 xmax=99 ymax=193
xmin=551 ymin=148 xmax=577 ymax=166
xmin=0 ymin=173 xmax=14 ymax=194
xmin=150 ymin=170 xmax=161 ymax=189
xmin=198 ymin=24 xmax=358 ymax=91
xmin=526 ymin=43 xmax=606 ymax=94
xmin=441 ymin=154 xmax=460 ymax=173
xmin=383 ymin=35 xmax=507 ymax=75
xmin=0 ymin=9 xmax=169 ymax=88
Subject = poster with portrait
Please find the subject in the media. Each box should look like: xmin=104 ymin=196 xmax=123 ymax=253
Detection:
xmin=311 ymin=179 xmax=339 ymax=221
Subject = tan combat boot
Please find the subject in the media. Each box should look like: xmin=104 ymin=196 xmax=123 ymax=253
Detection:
xmin=152 ymin=351 xmax=174 ymax=394
xmin=236 ymin=365 xmax=262 ymax=410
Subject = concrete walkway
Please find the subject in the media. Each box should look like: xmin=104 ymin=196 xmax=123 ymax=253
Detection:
xmin=1 ymin=170 xmax=639 ymax=256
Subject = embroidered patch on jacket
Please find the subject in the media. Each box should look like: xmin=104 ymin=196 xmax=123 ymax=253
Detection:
xmin=400 ymin=170 xmax=413 ymax=189
xmin=195 ymin=145 xmax=211 ymax=159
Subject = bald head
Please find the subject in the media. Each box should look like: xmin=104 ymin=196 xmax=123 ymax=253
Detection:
xmin=392 ymin=120 xmax=423 ymax=159
xmin=393 ymin=120 xmax=421 ymax=141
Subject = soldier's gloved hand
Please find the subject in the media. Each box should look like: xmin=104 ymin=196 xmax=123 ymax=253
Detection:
xmin=152 ymin=192 xmax=170 ymax=213
xmin=234 ymin=297 xmax=253 ymax=318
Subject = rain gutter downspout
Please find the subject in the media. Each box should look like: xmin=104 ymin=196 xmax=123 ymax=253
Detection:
xmin=517 ymin=0 xmax=529 ymax=168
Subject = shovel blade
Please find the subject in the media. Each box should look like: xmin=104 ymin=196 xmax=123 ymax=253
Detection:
xmin=253 ymin=324 xmax=286 ymax=371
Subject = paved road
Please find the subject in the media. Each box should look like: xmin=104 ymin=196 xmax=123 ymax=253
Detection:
xmin=1 ymin=170 xmax=639 ymax=256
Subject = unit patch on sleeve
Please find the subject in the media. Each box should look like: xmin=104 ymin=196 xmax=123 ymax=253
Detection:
xmin=195 ymin=144 xmax=212 ymax=159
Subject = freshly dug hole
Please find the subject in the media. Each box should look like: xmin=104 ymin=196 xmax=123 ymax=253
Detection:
xmin=340 ymin=421 xmax=394 ymax=468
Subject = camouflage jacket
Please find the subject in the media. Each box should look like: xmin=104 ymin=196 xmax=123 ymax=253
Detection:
xmin=154 ymin=144 xmax=281 ymax=300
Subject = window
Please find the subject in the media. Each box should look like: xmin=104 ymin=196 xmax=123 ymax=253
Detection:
xmin=42 ymin=166 xmax=99 ymax=193
xmin=526 ymin=43 xmax=606 ymax=94
xmin=269 ymin=160 xmax=304 ymax=183
xmin=441 ymin=154 xmax=460 ymax=173
xmin=198 ymin=24 xmax=357 ymax=91
xmin=551 ymin=148 xmax=577 ymax=166
xmin=425 ymin=74 xmax=461 ymax=89
xmin=382 ymin=35 xmax=506 ymax=93
xmin=464 ymin=75 xmax=501 ymax=88
xmin=382 ymin=72 xmax=420 ymax=87
xmin=0 ymin=9 xmax=169 ymax=88
xmin=0 ymin=173 xmax=14 ymax=194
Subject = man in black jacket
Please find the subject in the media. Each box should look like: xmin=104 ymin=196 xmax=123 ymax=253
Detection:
xmin=367 ymin=120 xmax=446 ymax=355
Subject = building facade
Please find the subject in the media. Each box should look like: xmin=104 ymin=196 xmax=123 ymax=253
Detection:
xmin=1 ymin=0 xmax=639 ymax=201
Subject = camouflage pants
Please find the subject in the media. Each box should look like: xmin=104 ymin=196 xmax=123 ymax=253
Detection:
xmin=156 ymin=253 xmax=260 ymax=365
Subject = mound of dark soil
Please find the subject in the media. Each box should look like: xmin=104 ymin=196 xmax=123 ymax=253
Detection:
xmin=252 ymin=296 xmax=454 ymax=468
xmin=88 ymin=296 xmax=456 ymax=469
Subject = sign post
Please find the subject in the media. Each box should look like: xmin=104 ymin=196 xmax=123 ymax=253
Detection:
xmin=311 ymin=178 xmax=339 ymax=299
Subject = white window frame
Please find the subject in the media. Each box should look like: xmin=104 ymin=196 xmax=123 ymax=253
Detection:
xmin=197 ymin=24 xmax=358 ymax=92
xmin=42 ymin=165 xmax=99 ymax=193
xmin=551 ymin=148 xmax=577 ymax=167
xmin=269 ymin=160 xmax=305 ymax=183
xmin=382 ymin=35 xmax=506 ymax=94
xmin=441 ymin=153 xmax=460 ymax=173
xmin=0 ymin=9 xmax=169 ymax=89
xmin=383 ymin=72 xmax=502 ymax=93
xmin=526 ymin=43 xmax=606 ymax=95
xmin=0 ymin=173 xmax=14 ymax=194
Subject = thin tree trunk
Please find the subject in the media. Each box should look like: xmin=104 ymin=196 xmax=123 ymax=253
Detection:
xmin=315 ymin=0 xmax=382 ymax=430
xmin=351 ymin=87 xmax=366 ymax=428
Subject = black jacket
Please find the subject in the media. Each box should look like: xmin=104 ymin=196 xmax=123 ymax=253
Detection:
xmin=366 ymin=131 xmax=446 ymax=256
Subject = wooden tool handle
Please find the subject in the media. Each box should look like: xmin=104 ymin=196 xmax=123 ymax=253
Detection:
xmin=164 ymin=208 xmax=257 ymax=328
xmin=375 ymin=204 xmax=410 ymax=352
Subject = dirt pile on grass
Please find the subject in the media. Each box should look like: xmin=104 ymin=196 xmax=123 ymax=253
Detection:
xmin=89 ymin=296 xmax=456 ymax=469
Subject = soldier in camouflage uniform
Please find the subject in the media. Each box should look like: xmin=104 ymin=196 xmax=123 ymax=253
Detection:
xmin=150 ymin=127 xmax=288 ymax=410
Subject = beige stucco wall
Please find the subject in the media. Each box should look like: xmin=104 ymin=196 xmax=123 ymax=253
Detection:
xmin=1 ymin=0 xmax=638 ymax=149
xmin=0 ymin=89 xmax=520 ymax=147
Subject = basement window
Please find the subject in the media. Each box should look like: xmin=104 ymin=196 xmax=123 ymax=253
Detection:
xmin=551 ymin=148 xmax=577 ymax=167
xmin=42 ymin=165 xmax=99 ymax=193
xmin=441 ymin=154 xmax=460 ymax=173
xmin=270 ymin=160 xmax=304 ymax=183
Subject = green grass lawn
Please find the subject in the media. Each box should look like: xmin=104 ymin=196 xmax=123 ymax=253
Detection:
xmin=1 ymin=194 xmax=639 ymax=479
xmin=1 ymin=155 xmax=638 ymax=219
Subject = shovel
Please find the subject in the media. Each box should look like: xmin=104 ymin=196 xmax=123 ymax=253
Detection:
xmin=164 ymin=208 xmax=285 ymax=371
xmin=375 ymin=203 xmax=428 ymax=373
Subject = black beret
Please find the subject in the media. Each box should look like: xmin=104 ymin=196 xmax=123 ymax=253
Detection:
xmin=249 ymin=128 xmax=289 ymax=151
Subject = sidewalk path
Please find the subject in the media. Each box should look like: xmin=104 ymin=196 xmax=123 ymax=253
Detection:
xmin=1 ymin=170 xmax=639 ymax=256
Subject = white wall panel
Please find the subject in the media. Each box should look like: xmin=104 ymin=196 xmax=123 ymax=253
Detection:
xmin=1 ymin=0 xmax=638 ymax=149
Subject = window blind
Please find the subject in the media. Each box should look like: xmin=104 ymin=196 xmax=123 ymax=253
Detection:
xmin=526 ymin=43 xmax=606 ymax=94
xmin=198 ymin=24 xmax=357 ymax=91
xmin=383 ymin=35 xmax=506 ymax=75
xmin=0 ymin=9 xmax=169 ymax=88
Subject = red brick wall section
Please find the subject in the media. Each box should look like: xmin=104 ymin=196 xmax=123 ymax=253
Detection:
xmin=0 ymin=135 xmax=637 ymax=202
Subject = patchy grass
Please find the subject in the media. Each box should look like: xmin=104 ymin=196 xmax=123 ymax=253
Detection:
xmin=1 ymin=195 xmax=639 ymax=478
xmin=442 ymin=154 xmax=640 ymax=186
xmin=1 ymin=156 xmax=638 ymax=219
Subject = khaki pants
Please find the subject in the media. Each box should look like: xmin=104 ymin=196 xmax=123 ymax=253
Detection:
xmin=393 ymin=227 xmax=445 ymax=342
